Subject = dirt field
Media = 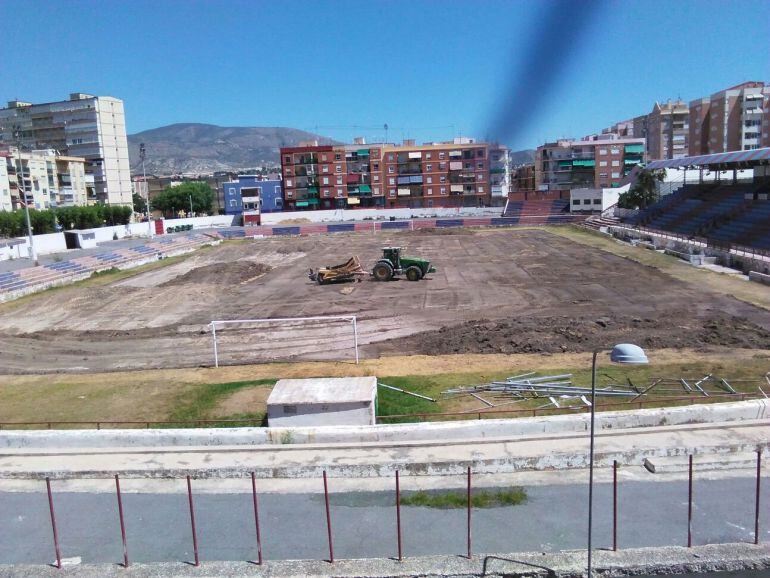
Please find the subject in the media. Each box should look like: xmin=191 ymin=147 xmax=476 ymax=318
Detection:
xmin=0 ymin=227 xmax=768 ymax=374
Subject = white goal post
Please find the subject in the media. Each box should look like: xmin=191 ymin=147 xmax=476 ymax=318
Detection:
xmin=209 ymin=315 xmax=359 ymax=367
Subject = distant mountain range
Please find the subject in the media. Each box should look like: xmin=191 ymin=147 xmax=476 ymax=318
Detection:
xmin=127 ymin=123 xmax=536 ymax=175
xmin=127 ymin=123 xmax=337 ymax=175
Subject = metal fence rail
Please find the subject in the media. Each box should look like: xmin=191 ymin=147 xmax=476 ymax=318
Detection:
xmin=18 ymin=452 xmax=765 ymax=568
xmin=0 ymin=393 xmax=761 ymax=430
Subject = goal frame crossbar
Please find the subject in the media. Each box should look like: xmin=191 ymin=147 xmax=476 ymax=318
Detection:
xmin=209 ymin=315 xmax=359 ymax=367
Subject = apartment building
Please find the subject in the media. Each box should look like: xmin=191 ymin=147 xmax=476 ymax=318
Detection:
xmin=280 ymin=138 xmax=509 ymax=210
xmin=0 ymin=93 xmax=131 ymax=206
xmin=1 ymin=148 xmax=88 ymax=210
xmin=535 ymin=135 xmax=645 ymax=191
xmin=646 ymin=99 xmax=689 ymax=160
xmin=688 ymin=82 xmax=770 ymax=154
xmin=0 ymin=153 xmax=11 ymax=211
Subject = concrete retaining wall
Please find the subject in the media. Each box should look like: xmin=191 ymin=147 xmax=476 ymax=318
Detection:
xmin=749 ymin=270 xmax=770 ymax=285
xmin=2 ymin=399 xmax=766 ymax=450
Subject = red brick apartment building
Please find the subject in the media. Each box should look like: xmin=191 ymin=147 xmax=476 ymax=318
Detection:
xmin=280 ymin=139 xmax=509 ymax=211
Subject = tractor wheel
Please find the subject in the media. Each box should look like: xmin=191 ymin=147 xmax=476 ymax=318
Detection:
xmin=372 ymin=262 xmax=394 ymax=281
xmin=405 ymin=266 xmax=423 ymax=281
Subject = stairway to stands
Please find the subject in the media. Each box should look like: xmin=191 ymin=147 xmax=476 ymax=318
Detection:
xmin=503 ymin=199 xmax=569 ymax=219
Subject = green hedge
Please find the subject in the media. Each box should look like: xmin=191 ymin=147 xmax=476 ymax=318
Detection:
xmin=0 ymin=205 xmax=134 ymax=238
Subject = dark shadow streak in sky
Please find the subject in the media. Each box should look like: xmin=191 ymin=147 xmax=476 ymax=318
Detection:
xmin=486 ymin=0 xmax=605 ymax=148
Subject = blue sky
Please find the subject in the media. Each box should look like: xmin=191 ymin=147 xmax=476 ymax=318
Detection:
xmin=2 ymin=0 xmax=768 ymax=150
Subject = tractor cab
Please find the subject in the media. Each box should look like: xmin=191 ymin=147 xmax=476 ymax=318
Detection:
xmin=381 ymin=247 xmax=402 ymax=269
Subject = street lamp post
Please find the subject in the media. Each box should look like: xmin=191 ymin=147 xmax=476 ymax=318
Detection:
xmin=139 ymin=143 xmax=152 ymax=237
xmin=188 ymin=193 xmax=194 ymax=217
xmin=587 ymin=343 xmax=648 ymax=577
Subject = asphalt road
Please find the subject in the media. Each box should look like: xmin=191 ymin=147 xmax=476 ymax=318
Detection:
xmin=0 ymin=477 xmax=766 ymax=566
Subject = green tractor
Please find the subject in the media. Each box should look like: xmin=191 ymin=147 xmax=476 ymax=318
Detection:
xmin=372 ymin=246 xmax=436 ymax=282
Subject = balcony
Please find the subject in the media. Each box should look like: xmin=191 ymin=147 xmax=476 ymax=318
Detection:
xmin=397 ymin=162 xmax=422 ymax=175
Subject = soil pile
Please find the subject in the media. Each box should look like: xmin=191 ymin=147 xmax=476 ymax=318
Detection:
xmin=380 ymin=314 xmax=770 ymax=355
xmin=160 ymin=262 xmax=271 ymax=287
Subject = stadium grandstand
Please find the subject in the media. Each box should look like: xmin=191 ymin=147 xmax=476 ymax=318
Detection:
xmin=626 ymin=148 xmax=770 ymax=251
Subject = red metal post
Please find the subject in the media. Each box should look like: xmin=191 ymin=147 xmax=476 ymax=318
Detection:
xmin=687 ymin=454 xmax=693 ymax=548
xmin=395 ymin=471 xmax=402 ymax=561
xmin=613 ymin=460 xmax=618 ymax=552
xmin=186 ymin=476 xmax=200 ymax=566
xmin=323 ymin=471 xmax=334 ymax=563
xmin=115 ymin=474 xmax=129 ymax=567
xmin=467 ymin=466 xmax=472 ymax=559
xmin=45 ymin=477 xmax=62 ymax=569
xmin=251 ymin=472 xmax=263 ymax=565
xmin=755 ymin=450 xmax=762 ymax=545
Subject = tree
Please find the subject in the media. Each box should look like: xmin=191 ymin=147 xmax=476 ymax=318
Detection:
xmin=133 ymin=192 xmax=147 ymax=214
xmin=618 ymin=168 xmax=666 ymax=210
xmin=150 ymin=182 xmax=215 ymax=217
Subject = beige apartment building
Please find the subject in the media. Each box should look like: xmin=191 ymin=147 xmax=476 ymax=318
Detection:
xmin=689 ymin=82 xmax=770 ymax=154
xmin=0 ymin=93 xmax=131 ymax=206
xmin=1 ymin=148 xmax=88 ymax=210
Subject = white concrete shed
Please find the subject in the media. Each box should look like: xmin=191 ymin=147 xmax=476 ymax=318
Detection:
xmin=267 ymin=376 xmax=378 ymax=427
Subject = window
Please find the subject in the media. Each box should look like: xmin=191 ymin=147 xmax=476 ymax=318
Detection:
xmin=476 ymin=162 xmax=484 ymax=170
xmin=373 ymin=175 xmax=380 ymax=182
xmin=572 ymin=199 xmax=580 ymax=205
xmin=477 ymin=149 xmax=484 ymax=158
xmin=335 ymin=165 xmax=342 ymax=173
xmin=389 ymin=188 xmax=396 ymax=197
xmin=427 ymin=187 xmax=433 ymax=195
xmin=439 ymin=162 xmax=446 ymax=170
xmin=228 ymin=187 xmax=236 ymax=195
xmin=612 ymin=160 xmax=620 ymax=167
xmin=388 ymin=177 xmax=395 ymax=185
xmin=610 ymin=148 xmax=620 ymax=155
xmin=335 ymin=153 xmax=341 ymax=161
xmin=439 ymin=152 xmax=445 ymax=159
xmin=425 ymin=153 xmax=432 ymax=160
xmin=477 ymin=185 xmax=484 ymax=193
xmin=599 ymin=161 xmax=607 ymax=167
xmin=321 ymin=154 xmax=327 ymax=161
xmin=229 ymin=199 xmax=237 ymax=207
xmin=388 ymin=153 xmax=395 ymax=161
xmin=426 ymin=164 xmax=432 ymax=171
xmin=275 ymin=198 xmax=283 ymax=208
xmin=583 ymin=199 xmax=591 ymax=205
xmin=599 ymin=149 xmax=607 ymax=155
xmin=611 ymin=172 xmax=620 ymax=178
xmin=440 ymin=175 xmax=446 ymax=183
xmin=322 ymin=177 xmax=329 ymax=185
xmin=373 ymin=186 xmax=380 ymax=195
xmin=440 ymin=186 xmax=447 ymax=194
xmin=477 ymin=173 xmax=483 ymax=181
xmin=426 ymin=176 xmax=433 ymax=184
xmin=336 ymin=176 xmax=343 ymax=185
xmin=388 ymin=166 xmax=395 ymax=174
xmin=336 ymin=188 xmax=343 ymax=197
xmin=322 ymin=165 xmax=329 ymax=173
xmin=286 ymin=179 xmax=293 ymax=187
xmin=593 ymin=199 xmax=601 ymax=204
xmin=599 ymin=172 xmax=608 ymax=178
xmin=372 ymin=162 xmax=379 ymax=170
xmin=284 ymin=155 xmax=291 ymax=163
xmin=323 ymin=189 xmax=330 ymax=197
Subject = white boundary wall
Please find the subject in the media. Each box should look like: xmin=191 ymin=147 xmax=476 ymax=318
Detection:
xmin=1 ymin=215 xmax=239 ymax=260
xmin=1 ymin=399 xmax=765 ymax=449
xmin=260 ymin=206 xmax=504 ymax=225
